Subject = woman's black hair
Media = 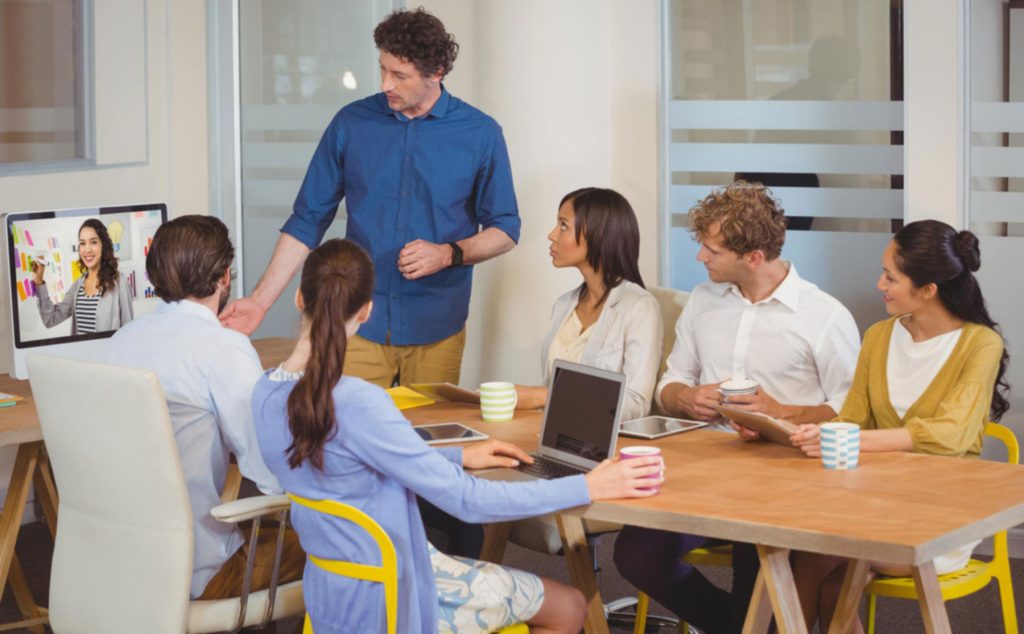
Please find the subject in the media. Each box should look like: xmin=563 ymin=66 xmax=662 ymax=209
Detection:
xmin=893 ymin=219 xmax=1010 ymax=421
xmin=560 ymin=187 xmax=644 ymax=304
xmin=78 ymin=218 xmax=119 ymax=296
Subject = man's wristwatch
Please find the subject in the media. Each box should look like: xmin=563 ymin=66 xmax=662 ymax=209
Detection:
xmin=447 ymin=241 xmax=464 ymax=267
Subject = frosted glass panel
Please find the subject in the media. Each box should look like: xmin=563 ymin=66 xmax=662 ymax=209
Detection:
xmin=239 ymin=1 xmax=393 ymax=339
xmin=665 ymin=0 xmax=902 ymax=333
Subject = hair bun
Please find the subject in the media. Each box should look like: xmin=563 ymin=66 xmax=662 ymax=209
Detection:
xmin=954 ymin=230 xmax=981 ymax=272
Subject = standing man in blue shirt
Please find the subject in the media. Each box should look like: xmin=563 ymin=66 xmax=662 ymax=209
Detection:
xmin=221 ymin=8 xmax=520 ymax=389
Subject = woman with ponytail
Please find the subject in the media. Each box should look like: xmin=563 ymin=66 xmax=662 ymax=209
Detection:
xmin=789 ymin=220 xmax=1011 ymax=632
xmin=253 ymin=238 xmax=664 ymax=634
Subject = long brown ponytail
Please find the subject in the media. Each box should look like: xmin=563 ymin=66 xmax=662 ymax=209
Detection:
xmin=286 ymin=239 xmax=374 ymax=469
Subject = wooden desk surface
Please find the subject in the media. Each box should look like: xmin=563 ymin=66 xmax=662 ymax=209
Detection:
xmin=0 ymin=374 xmax=40 ymax=448
xmin=404 ymin=400 xmax=1024 ymax=568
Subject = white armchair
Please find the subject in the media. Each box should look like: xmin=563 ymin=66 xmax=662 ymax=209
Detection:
xmin=28 ymin=353 xmax=304 ymax=634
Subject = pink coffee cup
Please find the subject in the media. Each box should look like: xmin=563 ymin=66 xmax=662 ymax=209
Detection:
xmin=619 ymin=445 xmax=664 ymax=493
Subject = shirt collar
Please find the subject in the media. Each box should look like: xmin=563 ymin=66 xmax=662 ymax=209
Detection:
xmin=383 ymin=85 xmax=451 ymax=122
xmin=720 ymin=261 xmax=802 ymax=311
xmin=157 ymin=299 xmax=223 ymax=326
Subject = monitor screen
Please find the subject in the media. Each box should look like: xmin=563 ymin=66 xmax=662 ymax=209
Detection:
xmin=6 ymin=204 xmax=167 ymax=349
xmin=541 ymin=364 xmax=623 ymax=462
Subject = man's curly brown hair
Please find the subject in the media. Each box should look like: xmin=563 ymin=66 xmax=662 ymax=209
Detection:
xmin=688 ymin=181 xmax=788 ymax=260
xmin=373 ymin=7 xmax=459 ymax=79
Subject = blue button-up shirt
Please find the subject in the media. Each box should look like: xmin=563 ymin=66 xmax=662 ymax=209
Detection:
xmin=281 ymin=88 xmax=520 ymax=345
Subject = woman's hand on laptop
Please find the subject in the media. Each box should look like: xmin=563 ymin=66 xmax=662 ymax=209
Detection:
xmin=790 ymin=424 xmax=822 ymax=457
xmin=585 ymin=458 xmax=663 ymax=500
xmin=462 ymin=440 xmax=534 ymax=469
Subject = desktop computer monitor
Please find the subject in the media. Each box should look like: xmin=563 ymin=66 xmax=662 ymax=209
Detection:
xmin=5 ymin=203 xmax=168 ymax=378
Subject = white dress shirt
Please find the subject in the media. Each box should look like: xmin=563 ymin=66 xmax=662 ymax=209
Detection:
xmin=107 ymin=300 xmax=281 ymax=598
xmin=657 ymin=263 xmax=860 ymax=415
xmin=541 ymin=281 xmax=662 ymax=421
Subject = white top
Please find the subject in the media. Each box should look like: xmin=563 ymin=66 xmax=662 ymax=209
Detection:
xmin=541 ymin=281 xmax=662 ymax=421
xmin=886 ymin=318 xmax=963 ymax=418
xmin=107 ymin=300 xmax=281 ymax=598
xmin=657 ymin=263 xmax=860 ymax=415
xmin=546 ymin=310 xmax=594 ymax=375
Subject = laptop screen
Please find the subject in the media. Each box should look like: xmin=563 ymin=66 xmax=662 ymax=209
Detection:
xmin=540 ymin=362 xmax=624 ymax=463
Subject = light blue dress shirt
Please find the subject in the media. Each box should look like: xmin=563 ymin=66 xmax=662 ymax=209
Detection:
xmin=107 ymin=300 xmax=282 ymax=597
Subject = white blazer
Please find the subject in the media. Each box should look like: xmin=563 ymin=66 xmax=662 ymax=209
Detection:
xmin=540 ymin=281 xmax=662 ymax=421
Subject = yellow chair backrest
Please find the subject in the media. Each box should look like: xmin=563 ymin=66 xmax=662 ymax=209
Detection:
xmin=288 ymin=493 xmax=398 ymax=634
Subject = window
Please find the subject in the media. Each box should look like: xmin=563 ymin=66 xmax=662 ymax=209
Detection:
xmin=0 ymin=0 xmax=89 ymax=168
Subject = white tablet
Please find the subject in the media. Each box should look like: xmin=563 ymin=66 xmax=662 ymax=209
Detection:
xmin=619 ymin=415 xmax=707 ymax=440
xmin=414 ymin=422 xmax=489 ymax=445
xmin=409 ymin=382 xmax=481 ymax=404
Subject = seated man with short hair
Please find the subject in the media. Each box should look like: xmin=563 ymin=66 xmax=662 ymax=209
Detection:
xmin=108 ymin=215 xmax=303 ymax=599
xmin=613 ymin=182 xmax=860 ymax=633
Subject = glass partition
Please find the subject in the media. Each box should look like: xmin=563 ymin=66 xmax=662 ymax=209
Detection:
xmin=665 ymin=0 xmax=903 ymax=332
xmin=238 ymin=1 xmax=394 ymax=338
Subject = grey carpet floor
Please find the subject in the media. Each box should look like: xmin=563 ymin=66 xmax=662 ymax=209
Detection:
xmin=8 ymin=519 xmax=1019 ymax=633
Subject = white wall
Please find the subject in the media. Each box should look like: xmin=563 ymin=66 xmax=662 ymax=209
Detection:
xmin=0 ymin=0 xmax=210 ymax=512
xmin=421 ymin=0 xmax=660 ymax=387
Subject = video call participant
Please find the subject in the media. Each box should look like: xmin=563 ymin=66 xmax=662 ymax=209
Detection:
xmin=790 ymin=220 xmax=1010 ymax=633
xmin=252 ymin=238 xmax=664 ymax=634
xmin=107 ymin=215 xmax=303 ymax=600
xmin=613 ymin=181 xmax=860 ymax=634
xmin=34 ymin=218 xmax=133 ymax=335
xmin=220 ymin=7 xmax=520 ymax=390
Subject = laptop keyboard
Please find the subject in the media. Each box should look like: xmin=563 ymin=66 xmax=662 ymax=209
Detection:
xmin=516 ymin=455 xmax=586 ymax=479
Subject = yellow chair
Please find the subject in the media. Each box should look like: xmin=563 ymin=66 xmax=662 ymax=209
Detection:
xmin=865 ymin=422 xmax=1019 ymax=634
xmin=632 ymin=543 xmax=734 ymax=634
xmin=288 ymin=494 xmax=528 ymax=634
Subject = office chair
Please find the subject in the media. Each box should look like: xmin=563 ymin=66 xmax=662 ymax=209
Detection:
xmin=288 ymin=494 xmax=527 ymax=634
xmin=865 ymin=422 xmax=1018 ymax=634
xmin=28 ymin=354 xmax=304 ymax=633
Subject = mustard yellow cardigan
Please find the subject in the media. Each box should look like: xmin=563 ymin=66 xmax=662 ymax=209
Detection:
xmin=837 ymin=317 xmax=1004 ymax=457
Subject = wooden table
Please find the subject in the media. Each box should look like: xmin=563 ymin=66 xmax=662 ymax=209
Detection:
xmin=394 ymin=398 xmax=1024 ymax=634
xmin=0 ymin=373 xmax=57 ymax=633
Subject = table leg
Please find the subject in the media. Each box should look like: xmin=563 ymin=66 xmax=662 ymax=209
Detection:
xmin=828 ymin=558 xmax=870 ymax=634
xmin=32 ymin=449 xmax=58 ymax=541
xmin=0 ymin=442 xmax=41 ymax=601
xmin=741 ymin=569 xmax=775 ymax=634
xmin=8 ymin=557 xmax=44 ymax=634
xmin=912 ymin=560 xmax=952 ymax=634
xmin=555 ymin=514 xmax=609 ymax=634
xmin=479 ymin=521 xmax=511 ymax=564
xmin=754 ymin=544 xmax=807 ymax=634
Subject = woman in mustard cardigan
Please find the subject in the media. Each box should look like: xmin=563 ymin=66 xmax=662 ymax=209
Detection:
xmin=788 ymin=219 xmax=1010 ymax=633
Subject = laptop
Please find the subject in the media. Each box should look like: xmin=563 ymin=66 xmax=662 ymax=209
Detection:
xmin=478 ymin=359 xmax=626 ymax=482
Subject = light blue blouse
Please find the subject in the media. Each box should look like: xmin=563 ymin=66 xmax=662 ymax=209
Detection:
xmin=252 ymin=374 xmax=590 ymax=634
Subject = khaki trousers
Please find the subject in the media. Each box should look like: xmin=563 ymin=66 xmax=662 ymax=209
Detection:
xmin=198 ymin=525 xmax=305 ymax=600
xmin=344 ymin=329 xmax=466 ymax=388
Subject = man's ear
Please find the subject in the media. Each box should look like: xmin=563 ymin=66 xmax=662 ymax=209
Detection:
xmin=745 ymin=250 xmax=766 ymax=268
xmin=357 ymin=300 xmax=373 ymax=324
